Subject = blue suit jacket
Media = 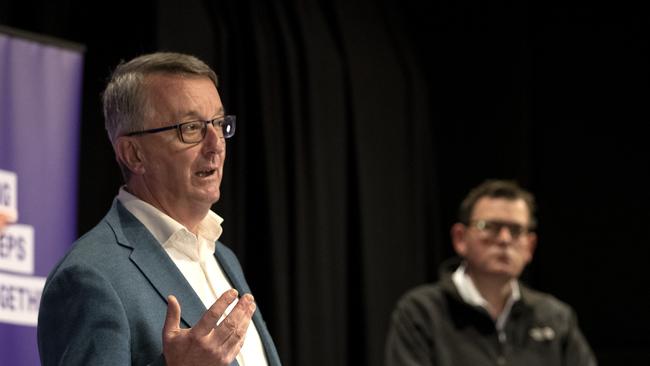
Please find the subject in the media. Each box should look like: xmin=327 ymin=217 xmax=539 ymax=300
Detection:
xmin=37 ymin=200 xmax=281 ymax=366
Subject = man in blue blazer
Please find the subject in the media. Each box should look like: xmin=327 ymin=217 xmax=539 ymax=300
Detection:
xmin=37 ymin=52 xmax=281 ymax=366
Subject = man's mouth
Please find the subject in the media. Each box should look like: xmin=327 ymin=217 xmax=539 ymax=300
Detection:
xmin=196 ymin=169 xmax=216 ymax=177
xmin=496 ymin=253 xmax=511 ymax=262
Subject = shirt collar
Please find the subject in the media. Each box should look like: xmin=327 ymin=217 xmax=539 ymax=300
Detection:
xmin=117 ymin=186 xmax=223 ymax=249
xmin=451 ymin=262 xmax=521 ymax=328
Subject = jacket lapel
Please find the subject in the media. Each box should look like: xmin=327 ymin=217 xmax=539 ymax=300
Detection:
xmin=105 ymin=201 xmax=274 ymax=366
xmin=106 ymin=200 xmax=206 ymax=328
xmin=215 ymin=247 xmax=281 ymax=366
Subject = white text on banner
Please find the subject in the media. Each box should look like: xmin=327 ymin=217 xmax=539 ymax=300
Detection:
xmin=0 ymin=170 xmax=18 ymax=223
xmin=0 ymin=272 xmax=45 ymax=326
xmin=0 ymin=224 xmax=35 ymax=274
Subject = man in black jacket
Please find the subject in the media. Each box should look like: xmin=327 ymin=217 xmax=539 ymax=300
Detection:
xmin=385 ymin=179 xmax=596 ymax=366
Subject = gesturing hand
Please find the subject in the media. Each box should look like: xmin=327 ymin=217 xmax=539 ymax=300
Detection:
xmin=162 ymin=289 xmax=256 ymax=366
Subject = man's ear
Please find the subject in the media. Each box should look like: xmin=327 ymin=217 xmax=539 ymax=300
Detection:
xmin=115 ymin=136 xmax=146 ymax=175
xmin=451 ymin=223 xmax=468 ymax=257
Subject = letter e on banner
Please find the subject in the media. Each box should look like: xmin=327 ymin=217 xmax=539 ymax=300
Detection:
xmin=0 ymin=272 xmax=45 ymax=326
xmin=0 ymin=224 xmax=35 ymax=274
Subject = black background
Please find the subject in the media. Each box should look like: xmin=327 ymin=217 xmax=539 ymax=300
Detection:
xmin=2 ymin=0 xmax=649 ymax=365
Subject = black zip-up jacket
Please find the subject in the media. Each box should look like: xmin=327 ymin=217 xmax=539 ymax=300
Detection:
xmin=385 ymin=260 xmax=597 ymax=366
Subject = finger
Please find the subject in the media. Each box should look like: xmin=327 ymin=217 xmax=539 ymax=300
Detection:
xmin=224 ymin=293 xmax=256 ymax=323
xmin=192 ymin=289 xmax=239 ymax=336
xmin=163 ymin=295 xmax=181 ymax=338
xmin=215 ymin=294 xmax=254 ymax=337
xmin=218 ymin=294 xmax=256 ymax=347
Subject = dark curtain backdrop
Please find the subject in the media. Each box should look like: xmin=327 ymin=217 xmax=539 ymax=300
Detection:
xmin=2 ymin=1 xmax=648 ymax=365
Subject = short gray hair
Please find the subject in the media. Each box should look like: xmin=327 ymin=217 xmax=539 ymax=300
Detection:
xmin=102 ymin=52 xmax=218 ymax=180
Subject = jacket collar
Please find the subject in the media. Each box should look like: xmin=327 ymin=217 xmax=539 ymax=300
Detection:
xmin=106 ymin=199 xmax=206 ymax=328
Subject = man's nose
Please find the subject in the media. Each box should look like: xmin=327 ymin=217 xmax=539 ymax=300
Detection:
xmin=203 ymin=123 xmax=225 ymax=151
xmin=495 ymin=226 xmax=514 ymax=244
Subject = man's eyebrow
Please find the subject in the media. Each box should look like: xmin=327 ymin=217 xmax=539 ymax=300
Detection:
xmin=177 ymin=107 xmax=225 ymax=121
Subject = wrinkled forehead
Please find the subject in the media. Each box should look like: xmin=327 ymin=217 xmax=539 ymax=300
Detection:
xmin=141 ymin=73 xmax=223 ymax=124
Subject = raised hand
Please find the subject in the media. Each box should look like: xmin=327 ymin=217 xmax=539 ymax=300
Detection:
xmin=162 ymin=289 xmax=256 ymax=366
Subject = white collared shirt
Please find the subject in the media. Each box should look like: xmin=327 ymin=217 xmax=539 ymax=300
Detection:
xmin=118 ymin=187 xmax=268 ymax=366
xmin=451 ymin=263 xmax=520 ymax=332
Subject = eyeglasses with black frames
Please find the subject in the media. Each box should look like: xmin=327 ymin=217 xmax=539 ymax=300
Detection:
xmin=125 ymin=115 xmax=236 ymax=144
xmin=468 ymin=219 xmax=530 ymax=241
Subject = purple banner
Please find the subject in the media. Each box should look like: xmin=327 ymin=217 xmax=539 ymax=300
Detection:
xmin=0 ymin=30 xmax=83 ymax=366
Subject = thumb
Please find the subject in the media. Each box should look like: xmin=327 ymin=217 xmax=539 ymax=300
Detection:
xmin=163 ymin=295 xmax=181 ymax=338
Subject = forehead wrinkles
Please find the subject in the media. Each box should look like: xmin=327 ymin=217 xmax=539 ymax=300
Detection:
xmin=141 ymin=74 xmax=218 ymax=125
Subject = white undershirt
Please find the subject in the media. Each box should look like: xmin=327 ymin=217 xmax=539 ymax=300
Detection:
xmin=118 ymin=188 xmax=268 ymax=366
xmin=451 ymin=263 xmax=520 ymax=332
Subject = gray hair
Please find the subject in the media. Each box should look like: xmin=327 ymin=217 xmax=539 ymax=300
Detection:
xmin=102 ymin=52 xmax=218 ymax=180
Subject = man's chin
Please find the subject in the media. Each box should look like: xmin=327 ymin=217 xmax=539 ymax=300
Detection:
xmin=189 ymin=189 xmax=220 ymax=208
xmin=205 ymin=190 xmax=221 ymax=205
xmin=485 ymin=266 xmax=519 ymax=280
